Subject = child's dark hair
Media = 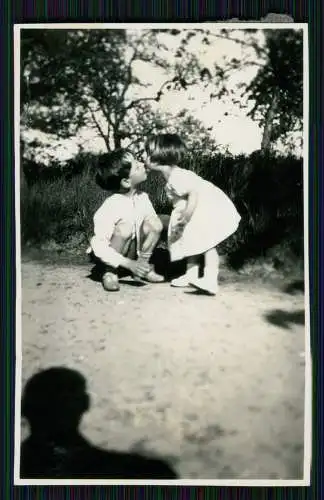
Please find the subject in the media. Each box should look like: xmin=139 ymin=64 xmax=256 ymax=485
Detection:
xmin=145 ymin=133 xmax=187 ymax=165
xmin=95 ymin=149 xmax=133 ymax=191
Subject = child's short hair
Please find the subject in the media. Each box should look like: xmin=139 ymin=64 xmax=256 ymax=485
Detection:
xmin=145 ymin=133 xmax=187 ymax=165
xmin=95 ymin=149 xmax=133 ymax=191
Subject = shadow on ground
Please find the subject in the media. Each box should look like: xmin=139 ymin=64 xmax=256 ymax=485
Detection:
xmin=86 ymin=247 xmax=191 ymax=284
xmin=283 ymin=280 xmax=304 ymax=295
xmin=87 ymin=265 xmax=147 ymax=287
xmin=264 ymin=309 xmax=305 ymax=330
xmin=20 ymin=367 xmax=178 ymax=479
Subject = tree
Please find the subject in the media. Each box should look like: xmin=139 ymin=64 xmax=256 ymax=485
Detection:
xmin=169 ymin=110 xmax=219 ymax=154
xmin=163 ymin=28 xmax=303 ymax=152
xmin=206 ymin=29 xmax=303 ymax=152
xmin=21 ymin=29 xmax=199 ymax=156
xmin=245 ymin=29 xmax=303 ymax=152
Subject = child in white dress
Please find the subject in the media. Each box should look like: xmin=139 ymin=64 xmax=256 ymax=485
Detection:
xmin=87 ymin=149 xmax=164 ymax=292
xmin=144 ymin=134 xmax=241 ymax=295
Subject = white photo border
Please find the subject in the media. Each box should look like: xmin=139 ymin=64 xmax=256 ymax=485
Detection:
xmin=13 ymin=22 xmax=311 ymax=487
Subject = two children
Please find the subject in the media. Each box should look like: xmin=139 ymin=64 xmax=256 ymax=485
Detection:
xmin=88 ymin=134 xmax=241 ymax=295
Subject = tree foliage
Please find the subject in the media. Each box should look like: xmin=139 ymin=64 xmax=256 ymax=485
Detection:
xmin=21 ymin=27 xmax=303 ymax=159
xmin=21 ymin=29 xmax=197 ymax=153
xmin=163 ymin=27 xmax=303 ymax=151
xmin=245 ymin=29 xmax=303 ymax=149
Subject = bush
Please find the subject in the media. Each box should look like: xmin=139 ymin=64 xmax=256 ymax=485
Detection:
xmin=20 ymin=169 xmax=107 ymax=245
xmin=23 ymin=152 xmax=100 ymax=186
xmin=20 ymin=151 xmax=304 ymax=267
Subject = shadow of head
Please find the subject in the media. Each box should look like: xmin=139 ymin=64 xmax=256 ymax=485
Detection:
xmin=21 ymin=367 xmax=178 ymax=479
xmin=21 ymin=367 xmax=89 ymax=437
xmin=264 ymin=309 xmax=305 ymax=330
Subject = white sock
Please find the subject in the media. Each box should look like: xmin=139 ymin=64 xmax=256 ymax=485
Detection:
xmin=138 ymin=252 xmax=152 ymax=262
xmin=186 ymin=259 xmax=199 ymax=280
xmin=204 ymin=248 xmax=219 ymax=284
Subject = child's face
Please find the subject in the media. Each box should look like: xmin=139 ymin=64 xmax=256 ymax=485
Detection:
xmin=127 ymin=153 xmax=147 ymax=187
xmin=142 ymin=151 xmax=160 ymax=172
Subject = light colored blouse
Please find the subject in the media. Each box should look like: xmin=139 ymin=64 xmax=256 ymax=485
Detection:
xmin=88 ymin=192 xmax=158 ymax=268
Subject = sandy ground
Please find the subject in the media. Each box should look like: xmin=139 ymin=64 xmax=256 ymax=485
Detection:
xmin=19 ymin=256 xmax=307 ymax=480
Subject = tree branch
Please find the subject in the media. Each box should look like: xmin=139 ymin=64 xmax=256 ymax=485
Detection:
xmin=125 ymin=77 xmax=182 ymax=112
xmin=117 ymin=31 xmax=173 ymax=116
xmin=200 ymin=32 xmax=268 ymax=58
xmin=114 ymin=46 xmax=140 ymax=126
xmin=85 ymin=103 xmax=110 ymax=150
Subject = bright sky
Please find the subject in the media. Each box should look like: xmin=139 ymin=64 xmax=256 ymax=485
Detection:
xmin=22 ymin=26 xmax=303 ymax=163
xmin=130 ymin=29 xmax=266 ymax=154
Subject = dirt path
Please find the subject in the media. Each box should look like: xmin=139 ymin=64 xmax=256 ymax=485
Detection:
xmin=20 ymin=258 xmax=306 ymax=480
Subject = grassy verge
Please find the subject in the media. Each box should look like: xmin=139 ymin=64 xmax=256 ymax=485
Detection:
xmin=21 ymin=151 xmax=304 ymax=276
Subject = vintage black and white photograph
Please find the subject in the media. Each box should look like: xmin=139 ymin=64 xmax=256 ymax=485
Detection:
xmin=15 ymin=23 xmax=310 ymax=484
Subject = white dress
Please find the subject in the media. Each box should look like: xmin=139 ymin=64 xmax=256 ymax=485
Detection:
xmin=166 ymin=167 xmax=241 ymax=262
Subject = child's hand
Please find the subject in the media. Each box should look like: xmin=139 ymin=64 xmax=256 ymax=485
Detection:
xmin=171 ymin=221 xmax=186 ymax=240
xmin=176 ymin=211 xmax=190 ymax=227
xmin=170 ymin=210 xmax=191 ymax=242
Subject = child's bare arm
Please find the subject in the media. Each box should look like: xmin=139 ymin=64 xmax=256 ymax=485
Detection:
xmin=91 ymin=197 xmax=151 ymax=276
xmin=91 ymin=199 xmax=132 ymax=269
xmin=177 ymin=190 xmax=198 ymax=225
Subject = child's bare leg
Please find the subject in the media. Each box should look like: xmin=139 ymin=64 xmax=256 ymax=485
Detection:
xmin=138 ymin=217 xmax=164 ymax=283
xmin=139 ymin=217 xmax=163 ymax=260
xmin=171 ymin=255 xmax=199 ymax=287
xmin=110 ymin=222 xmax=134 ymax=255
xmin=102 ymin=222 xmax=134 ymax=291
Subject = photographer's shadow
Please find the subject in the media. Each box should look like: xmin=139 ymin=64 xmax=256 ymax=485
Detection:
xmin=20 ymin=367 xmax=178 ymax=479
